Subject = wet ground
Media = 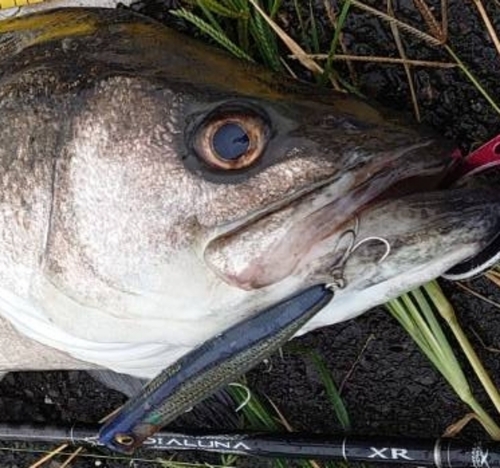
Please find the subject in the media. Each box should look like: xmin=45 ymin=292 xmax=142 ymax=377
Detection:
xmin=0 ymin=0 xmax=499 ymax=467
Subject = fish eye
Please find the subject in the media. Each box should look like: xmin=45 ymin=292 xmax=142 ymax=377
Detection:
xmin=212 ymin=122 xmax=249 ymax=161
xmin=193 ymin=109 xmax=269 ymax=170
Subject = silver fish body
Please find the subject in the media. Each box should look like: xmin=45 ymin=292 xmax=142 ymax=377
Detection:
xmin=0 ymin=8 xmax=497 ymax=378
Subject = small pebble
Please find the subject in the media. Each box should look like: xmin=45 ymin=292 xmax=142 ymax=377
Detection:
xmin=44 ymin=395 xmax=54 ymax=405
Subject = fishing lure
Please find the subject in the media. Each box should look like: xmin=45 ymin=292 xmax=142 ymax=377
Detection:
xmin=99 ymin=284 xmax=335 ymax=453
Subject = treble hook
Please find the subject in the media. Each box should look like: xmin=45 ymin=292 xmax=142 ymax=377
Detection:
xmin=351 ymin=236 xmax=391 ymax=264
xmin=326 ymin=216 xmax=391 ymax=292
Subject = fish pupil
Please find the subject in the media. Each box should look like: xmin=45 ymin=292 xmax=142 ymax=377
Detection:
xmin=213 ymin=123 xmax=250 ymax=160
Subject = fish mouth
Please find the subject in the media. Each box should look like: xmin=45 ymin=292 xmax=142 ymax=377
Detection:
xmin=442 ymin=165 xmax=500 ymax=280
xmin=204 ymin=146 xmax=500 ymax=292
xmin=443 ymin=231 xmax=500 ymax=280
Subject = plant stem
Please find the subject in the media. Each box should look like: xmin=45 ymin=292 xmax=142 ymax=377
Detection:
xmin=427 ymin=282 xmax=500 ymax=414
xmin=445 ymin=45 xmax=500 ymax=115
xmin=466 ymin=397 xmax=500 ymax=440
xmin=388 ymin=284 xmax=500 ymax=440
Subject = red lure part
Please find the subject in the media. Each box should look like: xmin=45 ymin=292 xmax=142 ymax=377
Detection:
xmin=451 ymin=134 xmax=500 ymax=179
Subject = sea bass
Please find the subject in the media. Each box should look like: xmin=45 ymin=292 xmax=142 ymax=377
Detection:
xmin=0 ymin=7 xmax=498 ymax=380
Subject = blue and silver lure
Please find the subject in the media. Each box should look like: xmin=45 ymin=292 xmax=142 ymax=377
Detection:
xmin=99 ymin=284 xmax=334 ymax=453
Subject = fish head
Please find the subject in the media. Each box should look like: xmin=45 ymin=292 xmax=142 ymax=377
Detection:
xmin=2 ymin=9 xmax=498 ymax=372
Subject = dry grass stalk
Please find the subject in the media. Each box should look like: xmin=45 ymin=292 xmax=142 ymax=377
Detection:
xmin=388 ymin=0 xmax=421 ymax=121
xmin=413 ymin=0 xmax=447 ymax=43
xmin=59 ymin=447 xmax=84 ymax=468
xmin=28 ymin=444 xmax=68 ymax=468
xmin=456 ymin=282 xmax=500 ymax=310
xmin=443 ymin=413 xmax=477 ymax=437
xmin=469 ymin=0 xmax=500 ymax=56
xmin=298 ymin=54 xmax=456 ymax=67
xmin=485 ymin=270 xmax=500 ymax=288
xmin=248 ymin=0 xmax=342 ymax=89
xmin=349 ymin=0 xmax=442 ymax=46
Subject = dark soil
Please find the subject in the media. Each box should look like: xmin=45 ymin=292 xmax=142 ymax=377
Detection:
xmin=0 ymin=1 xmax=499 ymax=467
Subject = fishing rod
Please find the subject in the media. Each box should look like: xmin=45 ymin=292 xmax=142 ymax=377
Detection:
xmin=0 ymin=422 xmax=498 ymax=467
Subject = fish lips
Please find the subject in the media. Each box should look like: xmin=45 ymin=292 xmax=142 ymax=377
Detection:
xmin=338 ymin=186 xmax=500 ymax=291
xmin=204 ymin=146 xmax=500 ymax=291
xmin=443 ymin=231 xmax=500 ymax=280
xmin=442 ymin=164 xmax=500 ymax=280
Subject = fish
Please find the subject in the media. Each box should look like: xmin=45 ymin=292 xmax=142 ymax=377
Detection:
xmin=0 ymin=7 xmax=497 ymax=382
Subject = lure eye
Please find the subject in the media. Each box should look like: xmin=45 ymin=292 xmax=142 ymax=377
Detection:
xmin=194 ymin=110 xmax=269 ymax=170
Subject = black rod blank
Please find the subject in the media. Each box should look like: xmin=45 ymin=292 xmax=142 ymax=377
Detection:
xmin=0 ymin=423 xmax=498 ymax=467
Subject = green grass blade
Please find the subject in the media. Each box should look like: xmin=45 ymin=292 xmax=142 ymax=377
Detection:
xmin=195 ymin=1 xmax=225 ymax=33
xmin=222 ymin=0 xmax=246 ymax=10
xmin=387 ymin=285 xmax=500 ymax=439
xmin=249 ymin=11 xmax=282 ymax=71
xmin=292 ymin=0 xmax=308 ymax=50
xmin=226 ymin=384 xmax=331 ymax=468
xmin=401 ymin=293 xmax=448 ymax=363
xmin=287 ymin=344 xmax=351 ymax=432
xmin=321 ymin=0 xmax=351 ymax=86
xmin=227 ymin=385 xmax=289 ymax=468
xmin=308 ymin=0 xmax=321 ymax=54
xmin=425 ymin=281 xmax=500 ymax=414
xmin=237 ymin=17 xmax=250 ymax=53
xmin=227 ymin=384 xmax=281 ymax=430
xmin=386 ymin=298 xmax=442 ymax=370
xmin=171 ymin=9 xmax=254 ymax=62
xmin=216 ymin=0 xmax=251 ymax=52
xmin=412 ymin=288 xmax=457 ymax=365
xmin=197 ymin=0 xmax=245 ymax=18
xmin=268 ymin=0 xmax=282 ymax=18
xmin=304 ymin=349 xmax=351 ymax=430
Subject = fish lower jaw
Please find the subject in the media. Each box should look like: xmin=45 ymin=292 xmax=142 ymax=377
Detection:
xmin=296 ymin=244 xmax=482 ymax=336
